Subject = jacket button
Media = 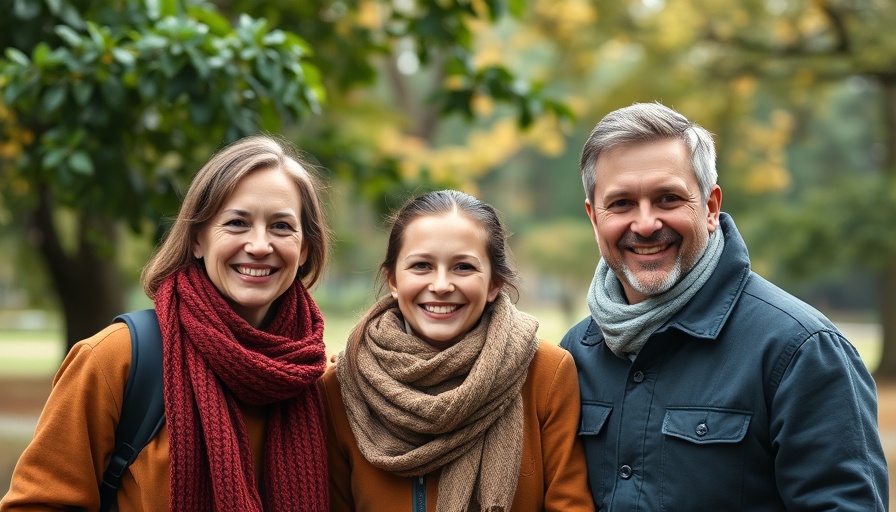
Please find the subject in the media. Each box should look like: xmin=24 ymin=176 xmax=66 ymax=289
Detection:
xmin=696 ymin=422 xmax=708 ymax=436
xmin=619 ymin=465 xmax=633 ymax=479
xmin=632 ymin=371 xmax=644 ymax=383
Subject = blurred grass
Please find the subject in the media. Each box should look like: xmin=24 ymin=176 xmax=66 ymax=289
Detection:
xmin=0 ymin=307 xmax=887 ymax=498
xmin=0 ymin=306 xmax=883 ymax=376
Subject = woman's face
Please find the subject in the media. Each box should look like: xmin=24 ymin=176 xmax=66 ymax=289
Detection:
xmin=388 ymin=212 xmax=501 ymax=350
xmin=193 ymin=167 xmax=308 ymax=327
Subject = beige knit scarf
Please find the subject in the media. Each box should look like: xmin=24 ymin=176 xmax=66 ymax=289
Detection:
xmin=337 ymin=291 xmax=539 ymax=512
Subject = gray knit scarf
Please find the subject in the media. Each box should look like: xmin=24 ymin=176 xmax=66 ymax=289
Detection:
xmin=587 ymin=226 xmax=724 ymax=358
xmin=337 ymin=291 xmax=539 ymax=512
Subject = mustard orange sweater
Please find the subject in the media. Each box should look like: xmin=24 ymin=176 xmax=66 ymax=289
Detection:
xmin=1 ymin=322 xmax=267 ymax=511
xmin=320 ymin=341 xmax=595 ymax=512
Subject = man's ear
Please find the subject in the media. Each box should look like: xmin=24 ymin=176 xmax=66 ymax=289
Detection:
xmin=585 ymin=199 xmax=600 ymax=242
xmin=706 ymin=185 xmax=723 ymax=232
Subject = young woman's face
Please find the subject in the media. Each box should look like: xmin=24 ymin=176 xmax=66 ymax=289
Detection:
xmin=388 ymin=212 xmax=501 ymax=350
xmin=193 ymin=167 xmax=308 ymax=327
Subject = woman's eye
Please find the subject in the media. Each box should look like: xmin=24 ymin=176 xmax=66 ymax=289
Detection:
xmin=455 ymin=262 xmax=476 ymax=272
xmin=271 ymin=221 xmax=296 ymax=231
xmin=410 ymin=262 xmax=431 ymax=270
xmin=223 ymin=219 xmax=248 ymax=228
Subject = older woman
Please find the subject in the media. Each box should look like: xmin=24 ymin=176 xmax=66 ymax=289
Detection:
xmin=2 ymin=135 xmax=331 ymax=511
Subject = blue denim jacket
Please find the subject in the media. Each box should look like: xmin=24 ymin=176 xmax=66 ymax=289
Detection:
xmin=561 ymin=213 xmax=888 ymax=511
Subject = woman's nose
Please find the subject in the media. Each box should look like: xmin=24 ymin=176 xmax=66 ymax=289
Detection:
xmin=429 ymin=270 xmax=455 ymax=294
xmin=244 ymin=229 xmax=274 ymax=256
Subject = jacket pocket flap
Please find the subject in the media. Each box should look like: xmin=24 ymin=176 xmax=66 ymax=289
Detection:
xmin=579 ymin=402 xmax=613 ymax=435
xmin=662 ymin=407 xmax=751 ymax=444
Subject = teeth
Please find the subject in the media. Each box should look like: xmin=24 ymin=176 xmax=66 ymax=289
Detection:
xmin=424 ymin=304 xmax=458 ymax=314
xmin=633 ymin=246 xmax=665 ymax=255
xmin=238 ymin=266 xmax=272 ymax=277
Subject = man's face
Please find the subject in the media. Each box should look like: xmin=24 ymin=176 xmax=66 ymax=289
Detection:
xmin=586 ymin=138 xmax=721 ymax=304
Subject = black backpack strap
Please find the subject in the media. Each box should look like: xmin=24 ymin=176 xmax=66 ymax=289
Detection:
xmin=99 ymin=309 xmax=166 ymax=512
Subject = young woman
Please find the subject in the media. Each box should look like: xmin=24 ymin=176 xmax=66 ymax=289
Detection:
xmin=320 ymin=190 xmax=594 ymax=512
xmin=2 ymin=135 xmax=331 ymax=511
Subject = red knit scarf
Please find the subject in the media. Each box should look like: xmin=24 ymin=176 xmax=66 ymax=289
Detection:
xmin=154 ymin=264 xmax=328 ymax=511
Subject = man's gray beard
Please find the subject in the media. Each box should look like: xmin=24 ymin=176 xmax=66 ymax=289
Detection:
xmin=621 ymin=233 xmax=710 ymax=297
xmin=622 ymin=256 xmax=683 ymax=296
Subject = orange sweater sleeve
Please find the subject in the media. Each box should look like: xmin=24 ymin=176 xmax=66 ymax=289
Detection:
xmin=1 ymin=323 xmax=131 ymax=511
xmin=537 ymin=344 xmax=595 ymax=512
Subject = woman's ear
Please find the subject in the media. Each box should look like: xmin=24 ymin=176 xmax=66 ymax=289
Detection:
xmin=487 ymin=282 xmax=501 ymax=302
xmin=192 ymin=237 xmax=204 ymax=259
xmin=387 ymin=274 xmax=399 ymax=299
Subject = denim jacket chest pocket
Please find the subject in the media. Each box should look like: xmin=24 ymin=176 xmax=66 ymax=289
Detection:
xmin=577 ymin=402 xmax=613 ymax=504
xmin=659 ymin=407 xmax=753 ymax=511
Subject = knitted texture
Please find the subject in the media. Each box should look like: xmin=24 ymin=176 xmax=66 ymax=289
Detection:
xmin=588 ymin=225 xmax=725 ymax=358
xmin=337 ymin=292 xmax=539 ymax=512
xmin=154 ymin=264 xmax=328 ymax=511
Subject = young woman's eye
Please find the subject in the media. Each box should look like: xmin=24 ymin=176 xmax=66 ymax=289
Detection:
xmin=455 ymin=262 xmax=477 ymax=272
xmin=410 ymin=262 xmax=431 ymax=270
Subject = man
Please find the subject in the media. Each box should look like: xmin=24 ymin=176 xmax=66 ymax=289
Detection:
xmin=560 ymin=102 xmax=889 ymax=511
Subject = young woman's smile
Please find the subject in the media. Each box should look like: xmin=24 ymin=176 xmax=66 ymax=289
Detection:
xmin=388 ymin=212 xmax=501 ymax=350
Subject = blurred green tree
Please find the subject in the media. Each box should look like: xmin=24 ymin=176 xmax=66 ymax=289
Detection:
xmin=506 ymin=0 xmax=896 ymax=376
xmin=0 ymin=0 xmax=571 ymax=351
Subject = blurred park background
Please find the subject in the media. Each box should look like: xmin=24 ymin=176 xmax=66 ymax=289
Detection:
xmin=2 ymin=0 xmax=896 ymax=500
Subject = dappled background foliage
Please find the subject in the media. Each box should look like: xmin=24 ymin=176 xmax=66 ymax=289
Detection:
xmin=2 ymin=0 xmax=895 ymax=375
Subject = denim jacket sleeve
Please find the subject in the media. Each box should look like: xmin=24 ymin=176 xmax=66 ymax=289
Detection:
xmin=770 ymin=328 xmax=888 ymax=511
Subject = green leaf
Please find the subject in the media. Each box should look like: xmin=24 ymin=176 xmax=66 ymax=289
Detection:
xmin=186 ymin=6 xmax=231 ymax=36
xmin=55 ymin=25 xmax=83 ymax=47
xmin=257 ymin=99 xmax=280 ymax=131
xmin=42 ymin=85 xmax=67 ymax=113
xmin=42 ymin=148 xmax=68 ymax=169
xmin=185 ymin=45 xmax=209 ymax=78
xmin=3 ymin=80 xmax=25 ymax=105
xmin=72 ymin=82 xmax=93 ymax=105
xmin=32 ymin=43 xmax=53 ymax=66
xmin=13 ymin=0 xmax=40 ymax=20
xmin=56 ymin=3 xmax=85 ymax=29
xmin=146 ymin=0 xmax=161 ymax=20
xmin=6 ymin=48 xmax=31 ymax=66
xmin=45 ymin=0 xmax=62 ymax=16
xmin=100 ymin=78 xmax=125 ymax=107
xmin=189 ymin=99 xmax=215 ymax=125
xmin=86 ymin=22 xmax=106 ymax=48
xmin=68 ymin=150 xmax=94 ymax=176
xmin=111 ymin=48 xmax=136 ymax=67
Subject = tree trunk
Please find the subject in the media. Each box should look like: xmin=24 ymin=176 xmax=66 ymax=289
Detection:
xmin=873 ymin=78 xmax=896 ymax=379
xmin=30 ymin=186 xmax=125 ymax=354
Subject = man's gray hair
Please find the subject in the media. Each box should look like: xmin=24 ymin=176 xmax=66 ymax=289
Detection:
xmin=579 ymin=102 xmax=717 ymax=206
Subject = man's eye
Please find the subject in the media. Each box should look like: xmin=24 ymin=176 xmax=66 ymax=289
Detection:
xmin=659 ymin=195 xmax=682 ymax=204
xmin=608 ymin=199 xmax=631 ymax=209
